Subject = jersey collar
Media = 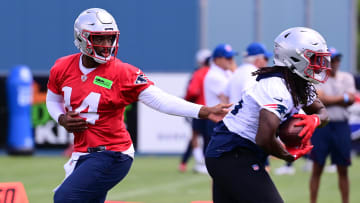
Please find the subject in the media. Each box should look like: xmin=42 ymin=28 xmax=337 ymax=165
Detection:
xmin=256 ymin=72 xmax=283 ymax=81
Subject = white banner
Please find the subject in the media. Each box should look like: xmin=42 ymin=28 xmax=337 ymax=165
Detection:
xmin=138 ymin=73 xmax=192 ymax=154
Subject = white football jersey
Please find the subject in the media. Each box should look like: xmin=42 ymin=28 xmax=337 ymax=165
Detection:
xmin=204 ymin=62 xmax=232 ymax=106
xmin=224 ymin=63 xmax=258 ymax=104
xmin=223 ymin=75 xmax=315 ymax=144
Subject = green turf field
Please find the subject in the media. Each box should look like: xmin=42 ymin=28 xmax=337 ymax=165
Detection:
xmin=0 ymin=154 xmax=359 ymax=203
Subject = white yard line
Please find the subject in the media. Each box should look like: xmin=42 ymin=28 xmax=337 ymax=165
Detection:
xmin=108 ymin=176 xmax=208 ymax=199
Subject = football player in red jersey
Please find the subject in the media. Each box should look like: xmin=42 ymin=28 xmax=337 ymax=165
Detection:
xmin=47 ymin=8 xmax=231 ymax=203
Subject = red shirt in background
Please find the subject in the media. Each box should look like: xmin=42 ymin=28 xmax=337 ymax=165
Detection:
xmin=184 ymin=66 xmax=209 ymax=105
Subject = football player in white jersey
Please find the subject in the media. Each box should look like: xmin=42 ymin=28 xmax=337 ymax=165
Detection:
xmin=205 ymin=27 xmax=331 ymax=203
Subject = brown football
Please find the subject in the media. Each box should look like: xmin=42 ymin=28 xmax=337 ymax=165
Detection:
xmin=277 ymin=117 xmax=304 ymax=147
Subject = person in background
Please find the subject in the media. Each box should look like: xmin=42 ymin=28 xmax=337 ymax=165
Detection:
xmin=47 ymin=8 xmax=231 ymax=202
xmin=224 ymin=42 xmax=272 ymax=104
xmin=204 ymin=43 xmax=238 ymax=107
xmin=179 ymin=49 xmax=212 ymax=173
xmin=205 ymin=27 xmax=330 ymax=202
xmin=309 ymin=47 xmax=356 ymax=203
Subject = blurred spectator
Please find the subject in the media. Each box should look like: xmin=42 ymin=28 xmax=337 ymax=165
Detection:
xmin=350 ymin=74 xmax=360 ymax=155
xmin=310 ymin=47 xmax=355 ymax=203
xmin=354 ymin=74 xmax=360 ymax=90
xmin=204 ymin=43 xmax=237 ymax=106
xmin=224 ymin=42 xmax=272 ymax=104
xmin=179 ymin=49 xmax=211 ymax=173
xmin=349 ymin=98 xmax=360 ymax=155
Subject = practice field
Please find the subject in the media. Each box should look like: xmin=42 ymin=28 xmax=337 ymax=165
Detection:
xmin=1 ymin=154 xmax=360 ymax=203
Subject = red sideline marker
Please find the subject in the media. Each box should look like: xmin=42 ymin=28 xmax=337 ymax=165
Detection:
xmin=0 ymin=182 xmax=29 ymax=203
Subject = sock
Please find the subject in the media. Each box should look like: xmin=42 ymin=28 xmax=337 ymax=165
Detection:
xmin=193 ymin=146 xmax=205 ymax=165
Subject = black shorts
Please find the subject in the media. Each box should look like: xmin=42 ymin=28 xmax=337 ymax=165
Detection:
xmin=310 ymin=121 xmax=351 ymax=166
xmin=192 ymin=118 xmax=208 ymax=136
xmin=205 ymin=148 xmax=283 ymax=203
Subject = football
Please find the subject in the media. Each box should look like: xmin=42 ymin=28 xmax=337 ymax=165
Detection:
xmin=277 ymin=117 xmax=304 ymax=147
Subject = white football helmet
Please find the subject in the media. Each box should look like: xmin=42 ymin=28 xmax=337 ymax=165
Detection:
xmin=274 ymin=27 xmax=331 ymax=84
xmin=74 ymin=8 xmax=119 ymax=64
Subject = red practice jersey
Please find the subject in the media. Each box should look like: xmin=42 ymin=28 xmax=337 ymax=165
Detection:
xmin=47 ymin=53 xmax=154 ymax=152
xmin=184 ymin=66 xmax=209 ymax=105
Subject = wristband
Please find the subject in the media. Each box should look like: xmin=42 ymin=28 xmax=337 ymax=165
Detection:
xmin=343 ymin=93 xmax=349 ymax=103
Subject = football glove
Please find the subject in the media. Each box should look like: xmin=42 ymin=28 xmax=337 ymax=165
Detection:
xmin=286 ymin=142 xmax=313 ymax=161
xmin=292 ymin=114 xmax=320 ymax=144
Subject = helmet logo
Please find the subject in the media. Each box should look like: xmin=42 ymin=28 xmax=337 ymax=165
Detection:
xmin=224 ymin=44 xmax=233 ymax=52
xmin=96 ymin=12 xmax=114 ymax=24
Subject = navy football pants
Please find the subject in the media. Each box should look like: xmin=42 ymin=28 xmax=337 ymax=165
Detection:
xmin=54 ymin=151 xmax=133 ymax=203
xmin=310 ymin=121 xmax=352 ymax=166
xmin=206 ymin=148 xmax=283 ymax=203
xmin=181 ymin=119 xmax=211 ymax=164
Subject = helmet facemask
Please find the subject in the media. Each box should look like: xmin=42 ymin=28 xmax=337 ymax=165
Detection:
xmin=82 ymin=30 xmax=120 ymax=64
xmin=302 ymin=50 xmax=331 ymax=83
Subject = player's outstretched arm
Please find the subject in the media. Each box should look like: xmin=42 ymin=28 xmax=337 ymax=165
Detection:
xmin=139 ymin=85 xmax=231 ymax=122
xmin=198 ymin=103 xmax=232 ymax=122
